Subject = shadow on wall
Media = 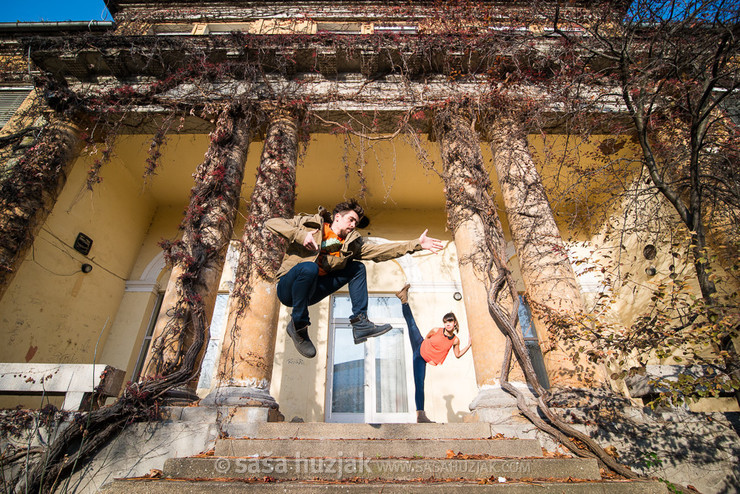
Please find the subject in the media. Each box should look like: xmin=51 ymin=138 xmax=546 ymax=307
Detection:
xmin=558 ymin=390 xmax=740 ymax=494
xmin=443 ymin=394 xmax=468 ymax=423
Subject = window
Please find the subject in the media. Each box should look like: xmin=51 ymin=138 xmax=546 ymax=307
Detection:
xmin=131 ymin=291 xmax=165 ymax=382
xmin=0 ymin=88 xmax=32 ymax=128
xmin=518 ymin=295 xmax=550 ymax=389
xmin=151 ymin=24 xmax=196 ymax=36
xmin=373 ymin=25 xmax=418 ymax=35
xmin=316 ymin=22 xmax=363 ymax=34
xmin=200 ymin=23 xmax=253 ymax=35
xmin=326 ymin=295 xmax=413 ymax=423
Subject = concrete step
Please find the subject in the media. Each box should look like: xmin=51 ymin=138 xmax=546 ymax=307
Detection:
xmin=215 ymin=437 xmax=543 ymax=458
xmin=163 ymin=456 xmax=602 ymax=481
xmin=243 ymin=422 xmax=494 ymax=439
xmin=101 ymin=479 xmax=671 ymax=493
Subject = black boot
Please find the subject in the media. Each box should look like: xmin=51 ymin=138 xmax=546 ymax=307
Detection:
xmin=350 ymin=313 xmax=393 ymax=344
xmin=287 ymin=319 xmax=316 ymax=358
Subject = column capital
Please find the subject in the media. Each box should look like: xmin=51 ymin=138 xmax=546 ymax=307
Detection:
xmin=485 ymin=112 xmax=529 ymax=142
xmin=432 ymin=103 xmax=475 ymax=127
xmin=261 ymin=104 xmax=301 ymax=125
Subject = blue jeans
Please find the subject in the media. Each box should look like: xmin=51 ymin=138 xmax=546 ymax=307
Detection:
xmin=276 ymin=260 xmax=368 ymax=328
xmin=402 ymin=303 xmax=427 ymax=411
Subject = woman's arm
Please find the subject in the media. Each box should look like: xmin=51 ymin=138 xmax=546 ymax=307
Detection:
xmin=425 ymin=328 xmax=440 ymax=339
xmin=453 ymin=336 xmax=471 ymax=358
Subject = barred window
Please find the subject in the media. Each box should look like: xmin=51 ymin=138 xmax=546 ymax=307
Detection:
xmin=316 ymin=22 xmax=363 ymax=34
xmin=373 ymin=25 xmax=418 ymax=34
xmin=0 ymin=88 xmax=32 ymax=128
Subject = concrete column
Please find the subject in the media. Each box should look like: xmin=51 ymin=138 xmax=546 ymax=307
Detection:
xmin=201 ymin=109 xmax=298 ymax=415
xmin=437 ymin=111 xmax=512 ymax=388
xmin=141 ymin=103 xmax=254 ymax=402
xmin=490 ymin=116 xmax=603 ymax=388
xmin=0 ymin=107 xmax=83 ymax=301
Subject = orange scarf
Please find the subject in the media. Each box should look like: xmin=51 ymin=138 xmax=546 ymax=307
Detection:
xmin=317 ymin=223 xmax=344 ymax=275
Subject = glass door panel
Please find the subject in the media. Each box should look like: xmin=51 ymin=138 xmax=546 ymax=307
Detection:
xmin=326 ymin=295 xmax=413 ymax=423
xmin=330 ymin=324 xmax=365 ymax=422
xmin=374 ymin=327 xmax=408 ymax=415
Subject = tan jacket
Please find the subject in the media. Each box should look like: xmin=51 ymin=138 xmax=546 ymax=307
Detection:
xmin=265 ymin=211 xmax=422 ymax=279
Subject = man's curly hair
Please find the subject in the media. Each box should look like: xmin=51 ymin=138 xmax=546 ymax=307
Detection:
xmin=333 ymin=198 xmax=364 ymax=221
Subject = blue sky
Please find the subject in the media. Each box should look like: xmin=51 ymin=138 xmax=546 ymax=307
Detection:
xmin=0 ymin=0 xmax=112 ymax=22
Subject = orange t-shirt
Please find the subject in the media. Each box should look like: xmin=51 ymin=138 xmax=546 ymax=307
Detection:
xmin=420 ymin=329 xmax=456 ymax=365
xmin=317 ymin=223 xmax=345 ymax=275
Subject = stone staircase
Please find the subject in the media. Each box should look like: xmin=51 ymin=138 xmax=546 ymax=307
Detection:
xmin=100 ymin=422 xmax=670 ymax=493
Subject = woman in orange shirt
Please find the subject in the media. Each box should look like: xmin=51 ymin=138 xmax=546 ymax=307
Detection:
xmin=396 ymin=284 xmax=471 ymax=423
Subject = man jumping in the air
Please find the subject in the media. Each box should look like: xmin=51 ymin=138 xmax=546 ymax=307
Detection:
xmin=265 ymin=199 xmax=443 ymax=358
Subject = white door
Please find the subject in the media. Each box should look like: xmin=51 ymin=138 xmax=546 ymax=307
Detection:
xmin=326 ymin=295 xmax=414 ymax=423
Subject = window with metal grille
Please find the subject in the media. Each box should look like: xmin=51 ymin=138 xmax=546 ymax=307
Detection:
xmin=373 ymin=25 xmax=418 ymax=34
xmin=316 ymin=22 xmax=363 ymax=34
xmin=151 ymin=23 xmax=196 ymax=35
xmin=0 ymin=88 xmax=32 ymax=128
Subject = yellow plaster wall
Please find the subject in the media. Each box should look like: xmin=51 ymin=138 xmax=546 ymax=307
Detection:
xmin=532 ymin=135 xmax=739 ymax=411
xmin=126 ymin=206 xmax=184 ymax=279
xmin=99 ymin=205 xmax=196 ymax=380
xmin=0 ymin=149 xmax=157 ymax=369
xmin=580 ymin=198 xmax=738 ymax=378
xmin=100 ymin=290 xmax=160 ymax=380
xmin=528 ymin=133 xmax=642 ymax=238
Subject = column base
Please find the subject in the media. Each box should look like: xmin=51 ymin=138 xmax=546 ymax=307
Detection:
xmin=200 ymin=385 xmax=279 ymax=409
xmin=160 ymin=385 xmax=200 ymax=406
xmin=468 ymin=382 xmax=539 ymax=425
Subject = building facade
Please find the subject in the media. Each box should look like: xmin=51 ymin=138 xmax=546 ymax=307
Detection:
xmin=0 ymin=0 xmax=737 ymax=425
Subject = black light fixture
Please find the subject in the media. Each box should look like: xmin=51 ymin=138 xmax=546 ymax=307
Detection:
xmin=645 ymin=266 xmax=657 ymax=276
xmin=453 ymin=291 xmax=462 ymax=301
xmin=81 ymin=263 xmax=93 ymax=273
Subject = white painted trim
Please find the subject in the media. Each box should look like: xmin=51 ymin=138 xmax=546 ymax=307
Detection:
xmin=125 ymin=252 xmax=167 ymax=292
xmin=124 ymin=280 xmax=160 ymax=293
xmin=407 ymin=281 xmax=462 ymax=293
xmin=140 ymin=251 xmax=167 ymax=283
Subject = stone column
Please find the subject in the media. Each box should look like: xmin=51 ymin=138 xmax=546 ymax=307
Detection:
xmin=201 ymin=109 xmax=298 ymax=417
xmin=0 ymin=108 xmax=82 ymax=301
xmin=141 ymin=103 xmax=255 ymax=402
xmin=490 ymin=116 xmax=603 ymax=388
xmin=436 ymin=110 xmax=512 ymax=387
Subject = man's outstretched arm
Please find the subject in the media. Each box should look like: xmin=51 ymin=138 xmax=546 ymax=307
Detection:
xmin=419 ymin=229 xmax=443 ymax=253
xmin=358 ymin=229 xmax=445 ymax=262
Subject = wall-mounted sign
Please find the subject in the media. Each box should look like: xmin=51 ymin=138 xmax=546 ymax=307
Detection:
xmin=73 ymin=232 xmax=93 ymax=256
